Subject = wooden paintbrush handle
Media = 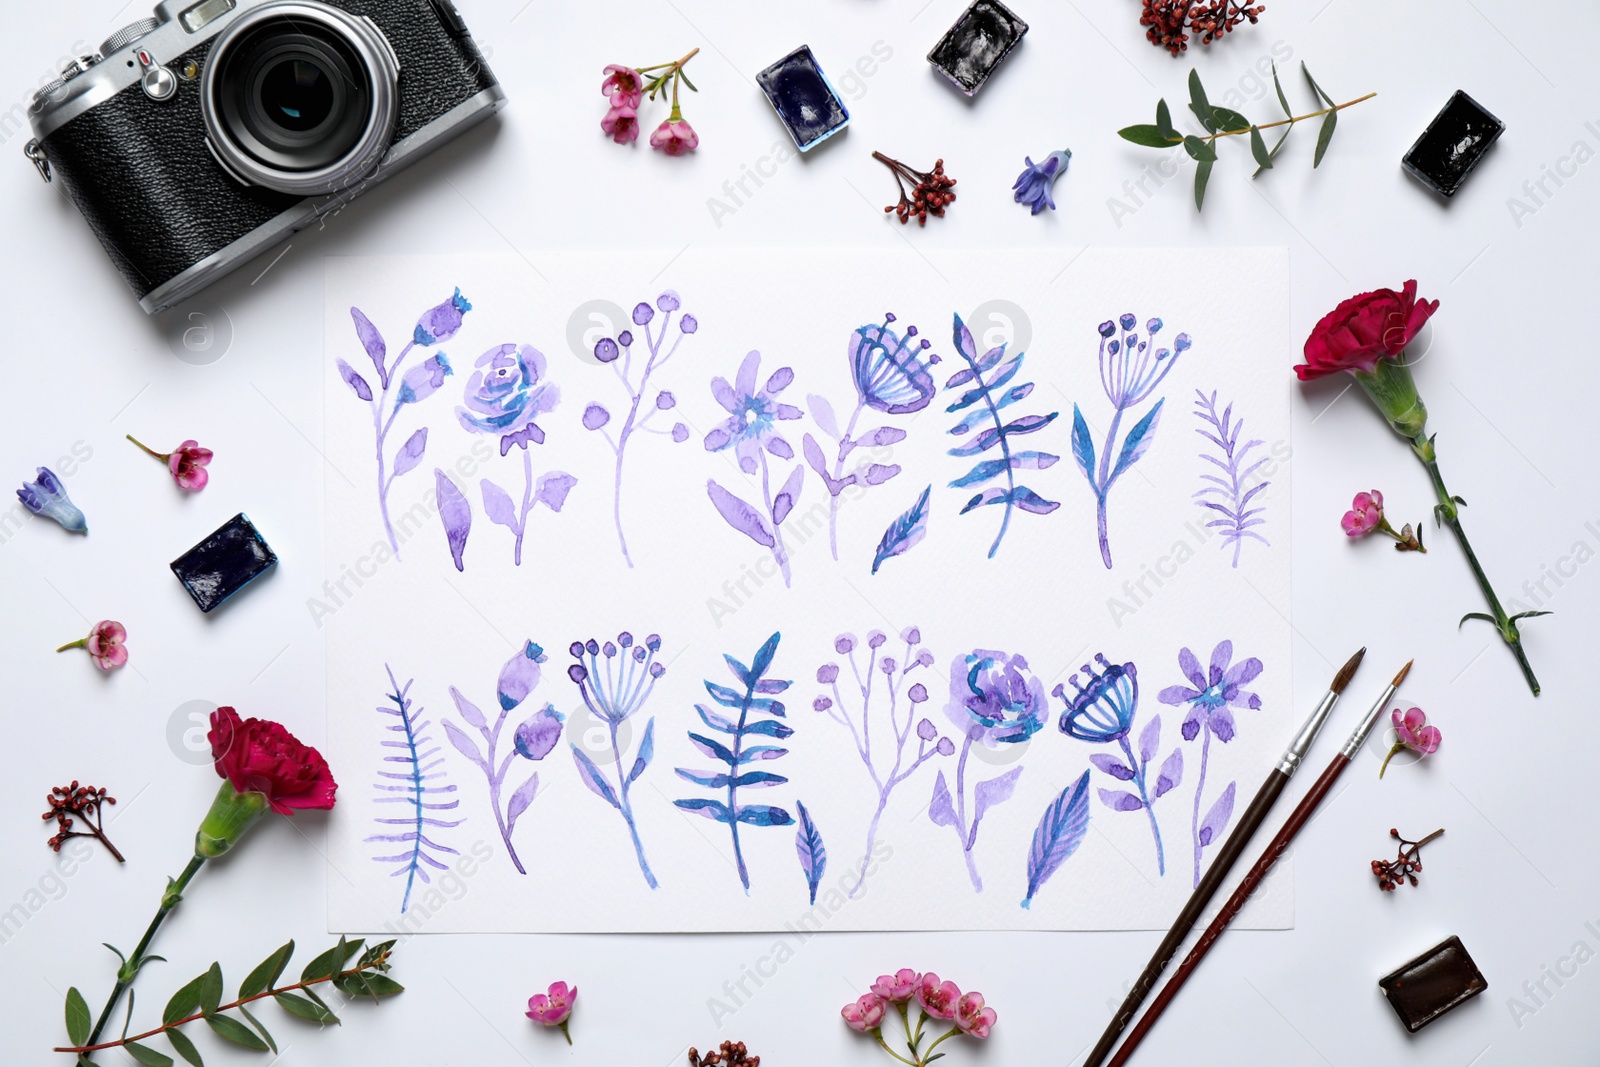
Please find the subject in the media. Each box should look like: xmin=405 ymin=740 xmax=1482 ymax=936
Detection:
xmin=1105 ymin=755 xmax=1351 ymax=1067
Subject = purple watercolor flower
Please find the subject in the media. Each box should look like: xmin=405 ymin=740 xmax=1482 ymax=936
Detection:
xmin=457 ymin=344 xmax=559 ymax=438
xmin=946 ymin=650 xmax=1047 ymax=746
xmin=850 ymin=314 xmax=938 ymax=415
xmin=395 ymin=353 xmax=453 ymax=407
xmin=414 ymin=288 xmax=472 ymax=345
xmin=704 ymin=350 xmax=805 ymax=475
xmin=513 ymin=706 xmax=565 ymax=761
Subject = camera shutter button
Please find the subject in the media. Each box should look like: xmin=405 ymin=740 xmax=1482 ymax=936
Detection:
xmin=137 ymin=49 xmax=178 ymax=101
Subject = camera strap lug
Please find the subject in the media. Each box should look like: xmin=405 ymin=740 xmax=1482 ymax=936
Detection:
xmin=24 ymin=140 xmax=51 ymax=183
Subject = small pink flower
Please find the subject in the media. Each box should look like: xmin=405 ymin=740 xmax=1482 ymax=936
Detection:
xmin=59 ymin=620 xmax=128 ymax=670
xmin=601 ymin=64 xmax=644 ymax=108
xmin=916 ymin=972 xmax=961 ymax=1020
xmin=1341 ymin=490 xmax=1384 ymax=537
xmin=1380 ymin=707 xmax=1441 ymax=777
xmin=870 ymin=969 xmax=921 ymax=1002
xmin=842 ymin=992 xmax=888 ymax=1032
xmin=601 ymin=104 xmax=640 ymax=145
xmin=127 ymin=435 xmax=213 ymax=490
xmin=955 ymin=991 xmax=997 ymax=1039
xmin=526 ymin=981 xmax=577 ymax=1043
xmin=649 ymin=117 xmax=699 ymax=156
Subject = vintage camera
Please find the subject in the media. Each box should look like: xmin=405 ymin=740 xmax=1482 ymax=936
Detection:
xmin=24 ymin=0 xmax=505 ymax=313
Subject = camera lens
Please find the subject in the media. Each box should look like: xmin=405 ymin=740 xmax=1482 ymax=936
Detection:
xmin=202 ymin=2 xmax=398 ymax=196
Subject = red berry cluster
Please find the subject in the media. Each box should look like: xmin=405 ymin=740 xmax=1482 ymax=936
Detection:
xmin=42 ymin=780 xmax=124 ymax=861
xmin=688 ymin=1040 xmax=759 ymax=1067
xmin=1371 ymin=827 xmax=1442 ymax=891
xmin=874 ymin=152 xmax=958 ymax=226
xmin=1139 ymin=0 xmax=1264 ymax=56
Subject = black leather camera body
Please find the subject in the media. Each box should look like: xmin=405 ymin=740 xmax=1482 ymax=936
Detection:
xmin=25 ymin=0 xmax=504 ymax=313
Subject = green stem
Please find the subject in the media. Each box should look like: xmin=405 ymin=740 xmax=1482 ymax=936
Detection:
xmin=1208 ymin=93 xmax=1376 ymax=142
xmin=1379 ymin=742 xmax=1404 ymax=778
xmin=56 ymin=638 xmax=87 ymax=652
xmin=1411 ymin=434 xmax=1542 ymax=695
xmin=873 ymin=1032 xmax=919 ymax=1066
xmin=85 ymin=855 xmax=206 ymax=1046
xmin=124 ymin=435 xmax=169 ymax=461
xmin=921 ymin=1027 xmax=961 ymax=1062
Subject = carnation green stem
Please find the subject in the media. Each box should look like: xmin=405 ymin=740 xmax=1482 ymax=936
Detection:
xmin=85 ymin=855 xmax=207 ymax=1047
xmin=1411 ymin=433 xmax=1542 ymax=696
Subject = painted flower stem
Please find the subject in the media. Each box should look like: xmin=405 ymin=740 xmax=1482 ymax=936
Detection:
xmin=758 ymin=451 xmax=794 ymax=586
xmin=85 ymin=854 xmax=206 ymax=1047
xmin=1119 ymin=734 xmax=1165 ymax=876
xmin=370 ymin=340 xmax=418 ymax=556
xmin=953 ymin=736 xmax=983 ymax=891
xmin=609 ymin=721 xmax=657 ymax=889
xmin=608 ymin=314 xmax=683 ymax=567
xmin=828 ymin=402 xmax=866 ymax=559
xmin=1411 ymin=433 xmax=1542 ymax=695
xmin=61 ymin=950 xmax=393 ymax=1055
xmin=1190 ymin=726 xmax=1211 ymax=886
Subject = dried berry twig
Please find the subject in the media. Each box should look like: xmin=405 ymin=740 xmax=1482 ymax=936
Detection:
xmin=689 ymin=1039 xmax=760 ymax=1066
xmin=872 ymin=152 xmax=957 ymax=226
xmin=42 ymin=781 xmax=123 ymax=862
xmin=1141 ymin=0 xmax=1264 ymax=56
xmin=1372 ymin=827 xmax=1444 ymax=891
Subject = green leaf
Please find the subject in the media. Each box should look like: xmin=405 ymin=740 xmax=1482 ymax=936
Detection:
xmin=1118 ymin=124 xmax=1180 ymax=148
xmin=198 ymin=963 xmax=223 ymax=1017
xmin=300 ymin=940 xmax=345 ymax=984
xmin=678 ymin=69 xmax=698 ymax=93
xmin=1193 ymin=159 xmax=1215 ymax=211
xmin=1209 ymin=106 xmax=1251 ymax=133
xmin=164 ymin=974 xmax=207 ymax=1026
xmin=1254 ymin=126 xmax=1293 ymax=176
xmin=1182 ymin=135 xmax=1217 ymax=163
xmin=165 ymin=1027 xmax=203 ymax=1067
xmin=275 ymin=991 xmax=340 ymax=1025
xmin=1458 ymin=612 xmax=1498 ymax=628
xmin=238 ymin=941 xmax=294 ymax=1000
xmin=334 ymin=973 xmax=405 ymax=1001
xmin=1187 ymin=69 xmax=1215 ymax=132
xmin=239 ymin=1005 xmax=276 ymax=1054
xmin=338 ymin=938 xmax=365 ymax=968
xmin=205 ymin=1014 xmax=269 ymax=1051
xmin=1155 ymin=98 xmax=1177 ymax=140
xmin=1301 ymin=62 xmax=1336 ymax=106
xmin=357 ymin=940 xmax=397 ymax=969
xmin=1511 ymin=610 xmax=1554 ymax=621
xmin=65 ymin=987 xmax=91 ymax=1046
xmin=1249 ymin=125 xmax=1272 ymax=170
xmin=1313 ymin=106 xmax=1338 ymax=168
xmin=1271 ymin=61 xmax=1292 ymax=118
xmin=125 ymin=1040 xmax=174 ymax=1067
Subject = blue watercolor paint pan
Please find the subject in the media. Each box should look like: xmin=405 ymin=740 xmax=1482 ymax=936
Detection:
xmin=756 ymin=45 xmax=851 ymax=152
xmin=927 ymin=0 xmax=1029 ymax=97
xmin=171 ymin=512 xmax=278 ymax=612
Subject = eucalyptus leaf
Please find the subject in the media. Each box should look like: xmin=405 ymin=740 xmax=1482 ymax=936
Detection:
xmin=205 ymin=1014 xmax=270 ymax=1051
xmin=1119 ymin=124 xmax=1180 ymax=148
xmin=1254 ymin=126 xmax=1293 ymax=176
xmin=334 ymin=973 xmax=403 ymax=1001
xmin=1272 ymin=61 xmax=1291 ymax=117
xmin=238 ymin=941 xmax=294 ymax=999
xmin=1187 ymin=69 xmax=1215 ymax=132
xmin=1249 ymin=125 xmax=1272 ymax=170
xmin=300 ymin=942 xmax=344 ymax=984
xmin=1313 ymin=106 xmax=1338 ymax=168
xmin=1210 ymin=106 xmax=1251 ymax=133
xmin=65 ymin=987 xmax=91 ymax=1046
xmin=124 ymin=1040 xmax=174 ymax=1067
xmin=165 ymin=1027 xmax=203 ymax=1067
xmin=1155 ymin=98 xmax=1177 ymax=140
xmin=163 ymin=974 xmax=207 ymax=1025
xmin=239 ymin=1004 xmax=277 ymax=1053
xmin=275 ymin=991 xmax=340 ymax=1025
xmin=1194 ymin=158 xmax=1215 ymax=211
xmin=198 ymin=963 xmax=223 ymax=1017
xmin=1301 ymin=62 xmax=1336 ymax=106
xmin=1182 ymin=135 xmax=1217 ymax=163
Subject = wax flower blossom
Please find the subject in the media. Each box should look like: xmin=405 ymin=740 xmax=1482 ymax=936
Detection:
xmin=1297 ymin=280 xmax=1547 ymax=694
xmin=842 ymin=969 xmax=996 ymax=1065
xmin=1341 ymin=489 xmax=1424 ymax=552
xmin=599 ymin=49 xmax=701 ymax=153
xmin=71 ymin=707 xmax=336 ymax=1050
xmin=1380 ymin=706 xmax=1441 ymax=778
xmin=125 ymin=435 xmax=213 ymax=490
xmin=526 ymin=981 xmax=577 ymax=1044
xmin=17 ymin=466 xmax=86 ymax=534
xmin=1012 ymin=149 xmax=1071 ymax=214
xmin=57 ymin=619 xmax=128 ymax=670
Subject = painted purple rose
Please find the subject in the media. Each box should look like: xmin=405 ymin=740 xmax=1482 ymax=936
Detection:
xmin=458 ymin=344 xmax=560 ymax=436
xmin=395 ymin=353 xmax=453 ymax=406
xmin=947 ymin=650 xmax=1047 ymax=746
xmin=513 ymin=706 xmax=565 ymax=761
xmin=704 ymin=350 xmax=804 ymax=475
xmin=414 ymin=288 xmax=472 ymax=345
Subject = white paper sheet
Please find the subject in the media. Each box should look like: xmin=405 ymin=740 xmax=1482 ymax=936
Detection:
xmin=322 ymin=248 xmax=1293 ymax=932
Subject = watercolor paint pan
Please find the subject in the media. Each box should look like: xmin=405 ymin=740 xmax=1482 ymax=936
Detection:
xmin=756 ymin=45 xmax=850 ymax=152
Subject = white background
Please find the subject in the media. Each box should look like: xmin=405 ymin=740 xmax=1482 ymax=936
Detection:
xmin=1 ymin=0 xmax=1597 ymax=1065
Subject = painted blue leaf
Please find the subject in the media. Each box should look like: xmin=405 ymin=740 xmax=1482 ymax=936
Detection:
xmin=1198 ymin=781 xmax=1237 ymax=847
xmin=480 ymin=479 xmax=518 ymax=530
xmin=1099 ymin=787 xmax=1145 ymax=812
xmin=675 ymin=798 xmax=734 ymax=823
xmin=434 ymin=469 xmax=471 ymax=572
xmin=949 ymin=458 xmax=1011 ymax=489
xmin=734 ymin=805 xmax=794 ymax=826
xmin=1010 ymin=486 xmax=1060 ymax=515
xmin=688 ymin=732 xmax=738 ymax=765
xmin=571 ymin=745 xmax=621 ymax=809
xmin=740 ymin=719 xmax=795 ymax=739
xmin=754 ymin=678 xmax=791 ymax=694
xmin=947 ymin=426 xmax=1001 ymax=456
xmin=705 ymin=681 xmax=746 ymax=708
xmin=952 ymin=313 xmax=979 ymax=363
xmin=1088 ymin=753 xmax=1134 ymax=781
xmin=795 ymin=800 xmax=826 ymax=905
xmin=1021 ymin=770 xmax=1091 ymax=908
xmin=1110 ymin=398 xmax=1164 ymax=482
xmin=392 ymin=429 xmax=427 ymax=479
xmin=628 ymin=717 xmax=654 ymax=783
xmin=1154 ymin=748 xmax=1184 ymax=798
xmin=929 ymin=769 xmax=958 ymax=827
xmin=505 ymin=771 xmax=538 ymax=831
xmin=676 ymin=769 xmax=736 ymax=789
xmin=367 ymin=669 xmax=462 ymax=913
xmin=747 ymin=632 xmax=781 ymax=683
xmin=337 ymin=357 xmax=373 ymax=402
xmin=730 ymin=771 xmax=789 ymax=789
xmin=697 ymin=706 xmax=739 ymax=734
xmin=969 ymin=765 xmax=1023 ymax=849
xmin=706 ymin=479 xmax=775 ymax=548
xmin=1070 ymin=405 xmax=1097 ymax=487
xmin=772 ymin=464 xmax=803 ymax=526
xmin=737 ymin=744 xmax=789 ymax=763
xmin=872 ymin=485 xmax=931 ymax=575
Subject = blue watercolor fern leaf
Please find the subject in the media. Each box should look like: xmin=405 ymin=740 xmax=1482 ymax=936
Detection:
xmin=943 ymin=313 xmax=1060 ymax=558
xmin=794 ymin=799 xmax=827 ymax=905
xmin=1192 ymin=389 xmax=1271 ymax=567
xmin=674 ymin=632 xmax=795 ymax=893
xmin=367 ymin=666 xmax=462 ymax=913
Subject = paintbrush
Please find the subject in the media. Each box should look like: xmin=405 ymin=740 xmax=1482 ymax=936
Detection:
xmin=1079 ymin=647 xmax=1367 ymax=1067
xmin=1103 ymin=659 xmax=1414 ymax=1067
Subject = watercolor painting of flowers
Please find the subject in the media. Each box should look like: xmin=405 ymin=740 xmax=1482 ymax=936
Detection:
xmin=581 ymin=292 xmax=696 ymax=566
xmin=456 ymin=343 xmax=577 ymax=566
xmin=931 ymin=650 xmax=1046 ymax=891
xmin=1071 ymin=315 xmax=1194 ymax=568
xmin=442 ymin=642 xmax=562 ymax=876
xmin=1192 ymin=389 xmax=1270 ymax=566
xmin=704 ymin=350 xmax=807 ymax=587
xmin=814 ymin=627 xmax=950 ymax=897
xmin=1157 ymin=641 xmax=1262 ymax=887
xmin=803 ymin=312 xmax=935 ymax=559
xmin=338 ymin=290 xmax=468 ymax=558
xmin=368 ymin=667 xmax=462 ymax=913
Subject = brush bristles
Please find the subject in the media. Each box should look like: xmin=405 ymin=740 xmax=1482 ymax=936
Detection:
xmin=1330 ymin=647 xmax=1366 ymax=695
xmin=1392 ymin=659 xmax=1414 ymax=687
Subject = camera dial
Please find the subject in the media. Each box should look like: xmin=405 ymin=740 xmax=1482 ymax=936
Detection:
xmin=201 ymin=1 xmax=399 ymax=196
